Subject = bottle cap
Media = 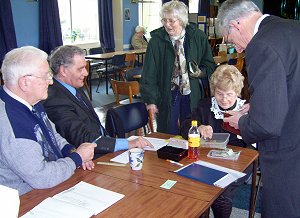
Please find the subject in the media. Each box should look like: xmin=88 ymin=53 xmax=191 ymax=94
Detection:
xmin=192 ymin=120 xmax=197 ymax=126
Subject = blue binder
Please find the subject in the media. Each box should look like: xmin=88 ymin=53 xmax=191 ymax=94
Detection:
xmin=176 ymin=163 xmax=228 ymax=186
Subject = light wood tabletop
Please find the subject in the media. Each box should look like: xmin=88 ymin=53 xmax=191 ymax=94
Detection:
xmin=19 ymin=169 xmax=209 ymax=217
xmin=19 ymin=132 xmax=258 ymax=218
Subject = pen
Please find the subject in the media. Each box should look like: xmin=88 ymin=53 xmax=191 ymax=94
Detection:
xmin=97 ymin=162 xmax=127 ymax=167
xmin=92 ymin=135 xmax=102 ymax=143
xmin=166 ymin=159 xmax=184 ymax=167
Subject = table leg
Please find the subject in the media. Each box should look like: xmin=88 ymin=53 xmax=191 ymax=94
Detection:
xmin=249 ymin=158 xmax=258 ymax=218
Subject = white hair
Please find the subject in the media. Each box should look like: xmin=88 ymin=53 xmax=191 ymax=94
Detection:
xmin=160 ymin=0 xmax=189 ymax=27
xmin=216 ymin=0 xmax=261 ymax=36
xmin=135 ymin=26 xmax=145 ymax=33
xmin=1 ymin=46 xmax=48 ymax=85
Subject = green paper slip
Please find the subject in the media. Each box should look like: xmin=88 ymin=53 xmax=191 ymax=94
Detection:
xmin=160 ymin=180 xmax=177 ymax=189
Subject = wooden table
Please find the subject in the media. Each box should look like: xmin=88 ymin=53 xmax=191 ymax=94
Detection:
xmin=86 ymin=49 xmax=146 ymax=94
xmin=92 ymin=132 xmax=259 ymax=218
xmin=19 ymin=168 xmax=209 ymax=217
xmin=19 ymin=132 xmax=258 ymax=218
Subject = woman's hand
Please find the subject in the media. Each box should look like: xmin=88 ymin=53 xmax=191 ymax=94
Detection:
xmin=146 ymin=104 xmax=158 ymax=119
xmin=199 ymin=125 xmax=213 ymax=139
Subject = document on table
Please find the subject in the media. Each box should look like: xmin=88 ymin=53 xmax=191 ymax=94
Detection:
xmin=175 ymin=160 xmax=246 ymax=188
xmin=127 ymin=136 xmax=168 ymax=151
xmin=21 ymin=181 xmax=125 ymax=218
xmin=110 ymin=136 xmax=168 ymax=164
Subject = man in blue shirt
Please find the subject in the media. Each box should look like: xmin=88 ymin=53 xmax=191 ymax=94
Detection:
xmin=43 ymin=45 xmax=151 ymax=158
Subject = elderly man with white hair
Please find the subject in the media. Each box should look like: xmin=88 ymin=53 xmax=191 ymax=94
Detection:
xmin=131 ymin=25 xmax=148 ymax=49
xmin=0 ymin=46 xmax=96 ymax=195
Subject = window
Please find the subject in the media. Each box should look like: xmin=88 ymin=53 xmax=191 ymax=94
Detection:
xmin=58 ymin=0 xmax=99 ymax=44
xmin=138 ymin=0 xmax=162 ymax=39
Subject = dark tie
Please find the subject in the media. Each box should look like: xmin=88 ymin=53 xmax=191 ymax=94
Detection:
xmin=75 ymin=89 xmax=106 ymax=136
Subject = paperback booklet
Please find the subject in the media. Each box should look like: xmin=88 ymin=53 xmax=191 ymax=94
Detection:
xmin=21 ymin=181 xmax=125 ymax=218
xmin=175 ymin=161 xmax=246 ymax=188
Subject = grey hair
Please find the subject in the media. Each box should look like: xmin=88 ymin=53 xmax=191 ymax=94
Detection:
xmin=216 ymin=0 xmax=261 ymax=36
xmin=49 ymin=45 xmax=85 ymax=75
xmin=160 ymin=0 xmax=189 ymax=27
xmin=210 ymin=64 xmax=244 ymax=97
xmin=1 ymin=46 xmax=48 ymax=85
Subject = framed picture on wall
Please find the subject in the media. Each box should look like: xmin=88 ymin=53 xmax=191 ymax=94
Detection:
xmin=125 ymin=8 xmax=131 ymax=21
xmin=198 ymin=16 xmax=206 ymax=23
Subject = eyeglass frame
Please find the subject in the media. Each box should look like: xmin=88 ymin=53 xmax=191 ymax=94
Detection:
xmin=161 ymin=18 xmax=179 ymax=25
xmin=23 ymin=71 xmax=54 ymax=82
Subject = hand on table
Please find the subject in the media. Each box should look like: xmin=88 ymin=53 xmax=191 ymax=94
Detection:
xmin=82 ymin=160 xmax=95 ymax=170
xmin=76 ymin=142 xmax=97 ymax=162
xmin=199 ymin=125 xmax=213 ymax=139
xmin=129 ymin=137 xmax=154 ymax=149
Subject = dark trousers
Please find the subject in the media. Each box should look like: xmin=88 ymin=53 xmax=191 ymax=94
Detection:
xmin=169 ymin=88 xmax=191 ymax=135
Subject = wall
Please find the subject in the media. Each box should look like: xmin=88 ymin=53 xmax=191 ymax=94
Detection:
xmin=123 ymin=0 xmax=139 ymax=49
xmin=11 ymin=0 xmax=39 ymax=47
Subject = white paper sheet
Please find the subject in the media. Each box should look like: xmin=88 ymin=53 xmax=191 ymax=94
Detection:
xmin=21 ymin=181 xmax=125 ymax=218
xmin=127 ymin=136 xmax=168 ymax=151
xmin=0 ymin=185 xmax=20 ymax=218
xmin=110 ymin=150 xmax=130 ymax=164
xmin=21 ymin=197 xmax=94 ymax=218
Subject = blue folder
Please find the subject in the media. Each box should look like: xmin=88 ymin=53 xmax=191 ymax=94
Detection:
xmin=176 ymin=163 xmax=228 ymax=186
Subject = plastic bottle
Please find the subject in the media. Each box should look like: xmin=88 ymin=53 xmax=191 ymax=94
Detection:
xmin=188 ymin=120 xmax=200 ymax=160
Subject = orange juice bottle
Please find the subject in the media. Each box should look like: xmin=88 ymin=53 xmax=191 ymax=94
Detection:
xmin=188 ymin=120 xmax=200 ymax=160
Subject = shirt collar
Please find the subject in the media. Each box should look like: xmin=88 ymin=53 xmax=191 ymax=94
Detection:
xmin=3 ymin=85 xmax=33 ymax=111
xmin=253 ymin=14 xmax=270 ymax=36
xmin=56 ymin=78 xmax=76 ymax=96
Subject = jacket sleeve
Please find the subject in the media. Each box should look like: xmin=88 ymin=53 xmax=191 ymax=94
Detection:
xmin=197 ymin=31 xmax=217 ymax=79
xmin=239 ymin=42 xmax=288 ymax=144
xmin=2 ymin=138 xmax=77 ymax=190
xmin=44 ymin=89 xmax=116 ymax=154
xmin=140 ymin=39 xmax=161 ymax=105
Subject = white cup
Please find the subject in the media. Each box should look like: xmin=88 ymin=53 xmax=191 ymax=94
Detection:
xmin=129 ymin=148 xmax=144 ymax=170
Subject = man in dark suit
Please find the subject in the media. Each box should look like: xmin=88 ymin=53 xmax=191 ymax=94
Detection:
xmin=43 ymin=45 xmax=151 ymax=158
xmin=216 ymin=0 xmax=300 ymax=217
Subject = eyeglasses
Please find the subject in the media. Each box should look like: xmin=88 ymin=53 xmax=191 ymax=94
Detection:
xmin=161 ymin=18 xmax=178 ymax=25
xmin=24 ymin=71 xmax=53 ymax=82
xmin=215 ymin=91 xmax=237 ymax=100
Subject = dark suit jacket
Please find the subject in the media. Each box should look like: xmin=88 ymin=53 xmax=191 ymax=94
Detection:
xmin=43 ymin=79 xmax=116 ymax=157
xmin=239 ymin=16 xmax=300 ymax=217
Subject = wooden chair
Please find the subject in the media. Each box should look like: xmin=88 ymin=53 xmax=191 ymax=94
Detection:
xmin=110 ymin=79 xmax=154 ymax=133
xmin=84 ymin=60 xmax=92 ymax=100
xmin=110 ymin=79 xmax=140 ymax=105
xmin=120 ymin=53 xmax=136 ymax=80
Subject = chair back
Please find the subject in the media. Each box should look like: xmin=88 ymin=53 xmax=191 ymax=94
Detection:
xmin=105 ymin=102 xmax=149 ymax=137
xmin=89 ymin=47 xmax=104 ymax=55
xmin=125 ymin=53 xmax=136 ymax=69
xmin=110 ymin=79 xmax=139 ymax=105
xmin=112 ymin=54 xmax=126 ymax=68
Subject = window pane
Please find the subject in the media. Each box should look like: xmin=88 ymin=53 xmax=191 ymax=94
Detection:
xmin=58 ymin=0 xmax=99 ymax=44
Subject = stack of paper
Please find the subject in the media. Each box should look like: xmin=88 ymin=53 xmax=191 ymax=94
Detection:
xmin=21 ymin=181 xmax=125 ymax=218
